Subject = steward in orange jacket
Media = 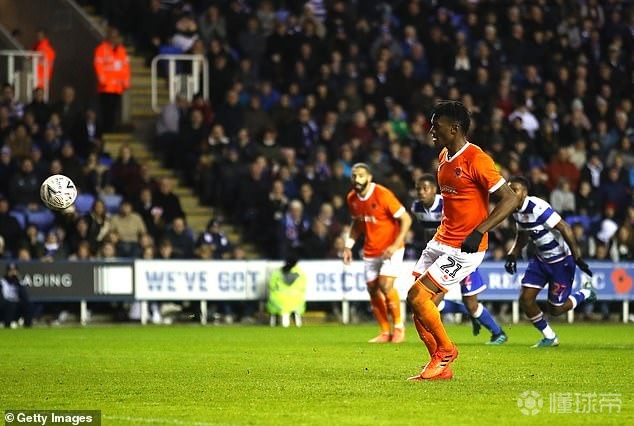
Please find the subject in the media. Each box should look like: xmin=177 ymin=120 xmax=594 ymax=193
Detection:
xmin=32 ymin=29 xmax=55 ymax=88
xmin=94 ymin=28 xmax=130 ymax=95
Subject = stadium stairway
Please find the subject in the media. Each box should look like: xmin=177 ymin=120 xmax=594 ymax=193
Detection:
xmin=83 ymin=6 xmax=258 ymax=258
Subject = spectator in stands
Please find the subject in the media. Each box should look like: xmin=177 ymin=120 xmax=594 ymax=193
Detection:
xmin=84 ymin=199 xmax=111 ymax=245
xmin=79 ymin=152 xmax=106 ymax=196
xmin=72 ymin=108 xmax=102 ymax=160
xmin=25 ymin=87 xmax=50 ymax=130
xmin=66 ymin=216 xmax=94 ymax=256
xmin=94 ymin=27 xmax=130 ymax=132
xmin=8 ymin=158 xmax=40 ymax=211
xmin=298 ymin=182 xmax=321 ymax=221
xmin=549 ymin=177 xmax=576 ymax=218
xmin=545 ymin=147 xmax=581 ymax=191
xmin=1 ymin=83 xmax=24 ymax=124
xmin=156 ymin=94 xmax=189 ymax=164
xmin=237 ymin=157 xmax=269 ymax=233
xmin=127 ymin=0 xmax=632 ymax=282
xmin=139 ymin=0 xmax=169 ymax=64
xmin=163 ymin=217 xmax=194 ymax=259
xmin=300 ymin=218 xmax=330 ymax=259
xmin=41 ymin=229 xmax=68 ymax=261
xmin=23 ymin=224 xmax=45 ymax=259
xmin=169 ymin=7 xmax=199 ymax=53
xmin=600 ymin=168 xmax=630 ymax=220
xmin=0 ymin=196 xmax=24 ymax=256
xmin=1 ymin=153 xmax=20 ymax=188
xmin=283 ymin=107 xmax=319 ymax=161
xmin=134 ymin=187 xmax=165 ymax=242
xmin=238 ymin=16 xmax=266 ymax=73
xmin=157 ymin=238 xmax=174 ymax=260
xmin=198 ymin=4 xmax=226 ymax=45
xmin=97 ymin=240 xmax=118 ymax=259
xmin=153 ymin=178 xmax=185 ymax=224
xmin=53 ymin=86 xmax=82 ymax=138
xmin=109 ymin=144 xmax=143 ymax=200
xmin=277 ymin=199 xmax=310 ymax=259
xmin=110 ymin=200 xmax=146 ymax=258
xmin=68 ymin=240 xmax=94 ymax=261
xmin=5 ymin=124 xmax=32 ymax=161
xmin=59 ymin=142 xmax=83 ymax=187
xmin=195 ymin=218 xmax=232 ymax=260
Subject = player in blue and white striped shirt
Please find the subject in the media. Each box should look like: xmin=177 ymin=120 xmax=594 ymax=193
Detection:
xmin=506 ymin=176 xmax=596 ymax=347
xmin=411 ymin=174 xmax=507 ymax=344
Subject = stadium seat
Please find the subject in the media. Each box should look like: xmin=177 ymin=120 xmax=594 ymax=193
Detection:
xmin=9 ymin=210 xmax=26 ymax=229
xmin=101 ymin=194 xmax=123 ymax=214
xmin=25 ymin=209 xmax=56 ymax=232
xmin=74 ymin=193 xmax=96 ymax=215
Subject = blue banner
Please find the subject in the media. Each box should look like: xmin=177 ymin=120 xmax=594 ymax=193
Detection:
xmin=477 ymin=261 xmax=634 ymax=301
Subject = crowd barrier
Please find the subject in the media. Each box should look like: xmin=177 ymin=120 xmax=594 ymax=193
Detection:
xmin=1 ymin=260 xmax=631 ymax=325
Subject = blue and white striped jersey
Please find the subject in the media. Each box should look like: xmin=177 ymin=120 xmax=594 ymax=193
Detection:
xmin=411 ymin=194 xmax=443 ymax=245
xmin=512 ymin=196 xmax=570 ymax=263
xmin=411 ymin=194 xmax=443 ymax=226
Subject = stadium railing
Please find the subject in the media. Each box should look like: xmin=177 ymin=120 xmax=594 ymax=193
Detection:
xmin=2 ymin=260 xmax=631 ymax=325
xmin=150 ymin=53 xmax=208 ymax=113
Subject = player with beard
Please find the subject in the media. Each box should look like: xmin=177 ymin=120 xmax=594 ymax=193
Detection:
xmin=344 ymin=163 xmax=412 ymax=343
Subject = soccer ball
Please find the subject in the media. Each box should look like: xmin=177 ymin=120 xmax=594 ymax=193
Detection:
xmin=40 ymin=174 xmax=77 ymax=211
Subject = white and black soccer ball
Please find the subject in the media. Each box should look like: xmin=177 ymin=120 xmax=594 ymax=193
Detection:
xmin=40 ymin=174 xmax=77 ymax=211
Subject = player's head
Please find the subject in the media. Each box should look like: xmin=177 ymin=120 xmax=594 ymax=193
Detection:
xmin=429 ymin=101 xmax=471 ymax=148
xmin=351 ymin=162 xmax=373 ymax=195
xmin=508 ymin=176 xmax=529 ymax=203
xmin=416 ymin=173 xmax=438 ymax=206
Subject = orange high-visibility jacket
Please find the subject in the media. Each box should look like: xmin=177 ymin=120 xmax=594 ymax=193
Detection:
xmin=94 ymin=41 xmax=130 ymax=94
xmin=33 ymin=38 xmax=55 ymax=88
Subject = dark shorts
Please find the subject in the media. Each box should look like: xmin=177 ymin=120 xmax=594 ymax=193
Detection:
xmin=521 ymin=256 xmax=575 ymax=306
xmin=461 ymin=268 xmax=486 ymax=296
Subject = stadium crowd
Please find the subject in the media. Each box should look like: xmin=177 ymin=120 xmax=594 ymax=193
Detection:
xmin=0 ymin=0 xmax=633 ymax=323
xmin=142 ymin=0 xmax=633 ymax=264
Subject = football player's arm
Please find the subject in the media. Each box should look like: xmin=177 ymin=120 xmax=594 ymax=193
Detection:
xmin=504 ymin=221 xmax=527 ymax=275
xmin=384 ymin=210 xmax=412 ymax=259
xmin=474 ymin=184 xmax=520 ymax=235
xmin=507 ymin=223 xmax=529 ymax=258
xmin=343 ymin=219 xmax=362 ymax=265
xmin=554 ymin=219 xmax=593 ymax=276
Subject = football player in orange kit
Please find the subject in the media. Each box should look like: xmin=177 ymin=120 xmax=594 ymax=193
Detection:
xmin=344 ymin=163 xmax=412 ymax=343
xmin=407 ymin=101 xmax=519 ymax=380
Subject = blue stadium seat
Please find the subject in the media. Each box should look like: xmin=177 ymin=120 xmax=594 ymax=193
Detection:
xmin=9 ymin=210 xmax=25 ymax=229
xmin=101 ymin=194 xmax=123 ymax=214
xmin=25 ymin=209 xmax=56 ymax=232
xmin=74 ymin=193 xmax=96 ymax=215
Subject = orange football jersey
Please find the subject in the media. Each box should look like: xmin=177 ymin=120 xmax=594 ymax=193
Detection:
xmin=347 ymin=183 xmax=406 ymax=257
xmin=434 ymin=142 xmax=505 ymax=251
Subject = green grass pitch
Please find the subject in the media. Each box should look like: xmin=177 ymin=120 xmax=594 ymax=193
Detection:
xmin=1 ymin=323 xmax=632 ymax=425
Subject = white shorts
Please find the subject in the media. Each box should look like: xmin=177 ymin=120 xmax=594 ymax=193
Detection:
xmin=412 ymin=240 xmax=485 ymax=292
xmin=363 ymin=247 xmax=405 ymax=283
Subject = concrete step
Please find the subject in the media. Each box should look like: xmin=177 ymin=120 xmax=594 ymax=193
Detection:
xmin=130 ymin=110 xmax=159 ymax=119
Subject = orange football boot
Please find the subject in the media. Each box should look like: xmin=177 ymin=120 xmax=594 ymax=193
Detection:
xmin=391 ymin=327 xmax=405 ymax=343
xmin=406 ymin=367 xmax=453 ymax=381
xmin=368 ymin=332 xmax=391 ymax=343
xmin=421 ymin=343 xmax=458 ymax=379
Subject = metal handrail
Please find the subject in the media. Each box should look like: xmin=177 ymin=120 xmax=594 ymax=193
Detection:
xmin=150 ymin=54 xmax=209 ymax=113
xmin=0 ymin=49 xmax=49 ymax=102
